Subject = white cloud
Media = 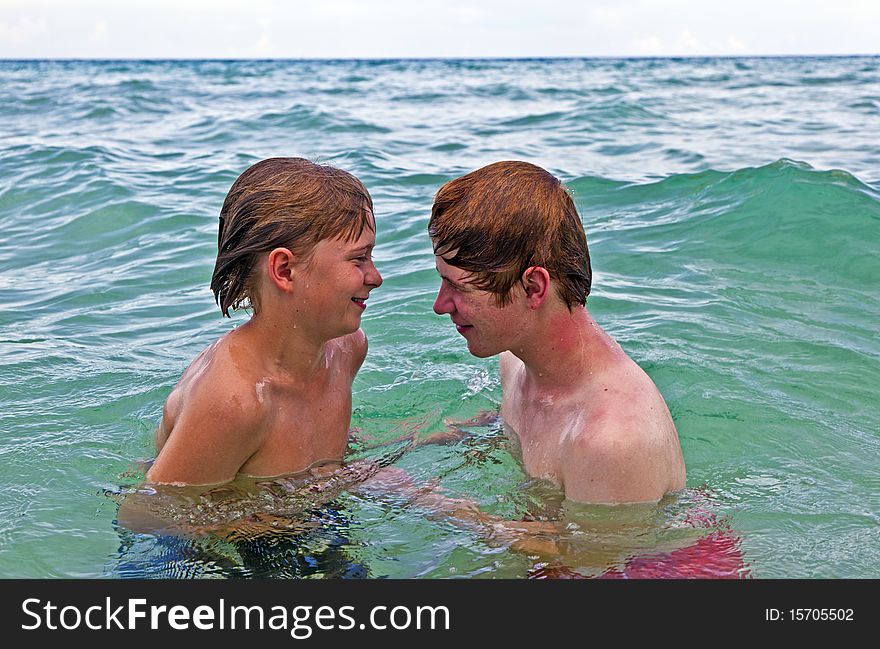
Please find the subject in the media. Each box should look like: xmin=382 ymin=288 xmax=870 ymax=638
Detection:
xmin=251 ymin=33 xmax=272 ymax=56
xmin=675 ymin=29 xmax=700 ymax=54
xmin=89 ymin=19 xmax=108 ymax=44
xmin=727 ymin=35 xmax=746 ymax=52
xmin=635 ymin=35 xmax=664 ymax=55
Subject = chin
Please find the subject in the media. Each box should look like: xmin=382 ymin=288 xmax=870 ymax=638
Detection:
xmin=467 ymin=342 xmax=502 ymax=359
xmin=339 ymin=322 xmax=361 ymax=338
xmin=325 ymin=318 xmax=361 ymax=340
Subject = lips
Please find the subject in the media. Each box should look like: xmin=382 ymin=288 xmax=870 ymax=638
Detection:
xmin=454 ymin=322 xmax=473 ymax=335
xmin=351 ymin=296 xmax=367 ymax=310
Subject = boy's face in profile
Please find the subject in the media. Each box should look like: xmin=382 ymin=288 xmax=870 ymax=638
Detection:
xmin=432 ymin=255 xmax=526 ymax=358
xmin=293 ymin=222 xmax=382 ymax=340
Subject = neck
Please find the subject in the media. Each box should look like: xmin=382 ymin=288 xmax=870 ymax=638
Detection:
xmin=511 ymin=305 xmax=618 ymax=390
xmin=239 ymin=309 xmax=329 ymax=379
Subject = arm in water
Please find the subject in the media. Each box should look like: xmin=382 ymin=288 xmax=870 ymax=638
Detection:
xmin=355 ymin=410 xmax=500 ymax=450
xmin=350 ymin=412 xmax=564 ymax=551
xmin=354 ymin=465 xmax=562 ymax=552
xmin=115 ymin=485 xmax=318 ymax=541
xmin=115 ymin=459 xmax=379 ymax=541
xmin=117 ymin=457 xmax=561 ymax=554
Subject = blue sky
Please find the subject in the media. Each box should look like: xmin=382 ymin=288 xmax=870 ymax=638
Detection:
xmin=1 ymin=0 xmax=878 ymax=58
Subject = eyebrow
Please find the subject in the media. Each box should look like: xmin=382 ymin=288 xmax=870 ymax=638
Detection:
xmin=436 ymin=268 xmax=466 ymax=289
xmin=349 ymin=244 xmax=374 ymax=255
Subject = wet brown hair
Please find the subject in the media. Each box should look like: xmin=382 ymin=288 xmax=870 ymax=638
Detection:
xmin=210 ymin=157 xmax=374 ymax=317
xmin=428 ymin=161 xmax=591 ymax=308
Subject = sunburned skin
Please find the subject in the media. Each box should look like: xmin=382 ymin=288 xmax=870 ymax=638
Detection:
xmin=500 ymin=340 xmax=685 ymax=504
xmin=434 ymin=255 xmax=685 ymax=505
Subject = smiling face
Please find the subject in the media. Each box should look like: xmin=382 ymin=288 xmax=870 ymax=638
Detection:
xmin=433 ymin=256 xmax=527 ymax=358
xmin=295 ymin=223 xmax=383 ymax=341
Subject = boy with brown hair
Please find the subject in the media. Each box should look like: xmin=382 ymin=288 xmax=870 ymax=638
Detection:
xmin=147 ymin=157 xmax=383 ymax=486
xmin=429 ymin=161 xmax=685 ymax=504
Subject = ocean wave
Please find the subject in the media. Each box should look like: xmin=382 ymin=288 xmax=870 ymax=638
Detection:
xmin=2 ymin=58 xmax=880 ymax=578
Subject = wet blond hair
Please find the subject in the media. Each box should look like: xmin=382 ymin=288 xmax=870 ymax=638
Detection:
xmin=211 ymin=157 xmax=374 ymax=316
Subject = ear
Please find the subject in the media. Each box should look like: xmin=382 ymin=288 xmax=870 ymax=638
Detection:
xmin=266 ymin=247 xmax=297 ymax=294
xmin=522 ymin=266 xmax=551 ymax=309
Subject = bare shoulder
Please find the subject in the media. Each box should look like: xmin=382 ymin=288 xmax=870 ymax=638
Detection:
xmin=148 ymin=345 xmax=268 ymax=485
xmin=156 ymin=350 xmax=206 ymax=450
xmin=559 ymin=424 xmax=659 ymax=504
xmin=334 ymin=328 xmax=368 ymax=373
xmin=560 ymin=365 xmax=685 ymax=504
xmin=499 ymin=351 xmax=523 ymax=390
xmin=599 ymin=354 xmax=677 ymax=433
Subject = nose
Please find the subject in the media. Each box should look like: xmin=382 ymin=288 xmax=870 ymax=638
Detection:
xmin=433 ymin=282 xmax=453 ymax=315
xmin=366 ymin=260 xmax=383 ymax=289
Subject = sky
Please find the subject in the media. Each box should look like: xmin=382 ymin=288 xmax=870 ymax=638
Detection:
xmin=0 ymin=0 xmax=878 ymax=59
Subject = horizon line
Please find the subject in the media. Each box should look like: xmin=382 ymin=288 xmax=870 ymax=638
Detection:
xmin=2 ymin=53 xmax=879 ymax=63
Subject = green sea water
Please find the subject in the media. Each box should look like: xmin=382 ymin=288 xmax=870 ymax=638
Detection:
xmin=0 ymin=58 xmax=878 ymax=578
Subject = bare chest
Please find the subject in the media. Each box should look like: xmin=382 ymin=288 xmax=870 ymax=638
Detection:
xmin=240 ymin=382 xmax=353 ymax=477
xmin=501 ymin=394 xmax=580 ymax=486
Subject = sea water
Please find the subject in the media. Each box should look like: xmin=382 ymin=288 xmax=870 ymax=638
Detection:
xmin=0 ymin=57 xmax=878 ymax=578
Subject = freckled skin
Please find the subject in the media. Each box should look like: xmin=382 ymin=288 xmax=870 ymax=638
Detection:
xmin=434 ymin=257 xmax=685 ymax=504
xmin=147 ymin=227 xmax=383 ymax=486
